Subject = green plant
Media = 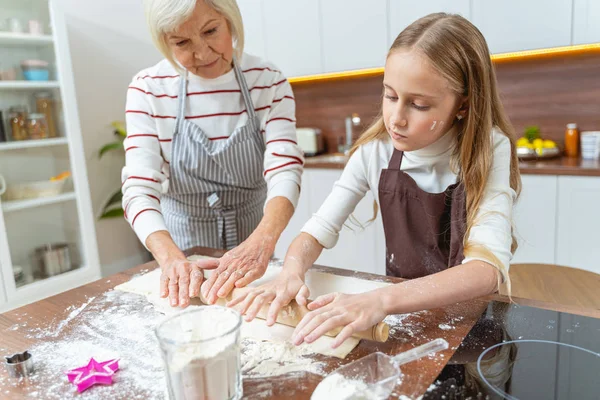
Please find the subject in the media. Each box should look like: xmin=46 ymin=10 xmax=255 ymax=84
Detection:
xmin=98 ymin=121 xmax=126 ymax=219
xmin=524 ymin=125 xmax=540 ymax=142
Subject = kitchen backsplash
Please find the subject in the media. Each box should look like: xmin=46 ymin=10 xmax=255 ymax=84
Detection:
xmin=291 ymin=51 xmax=600 ymax=154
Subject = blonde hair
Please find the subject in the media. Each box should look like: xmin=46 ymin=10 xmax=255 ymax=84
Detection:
xmin=351 ymin=13 xmax=521 ymax=292
xmin=143 ymin=0 xmax=244 ymax=70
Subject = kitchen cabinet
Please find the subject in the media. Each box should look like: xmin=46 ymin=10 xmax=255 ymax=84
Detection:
xmin=274 ymin=169 xmax=385 ymax=275
xmin=556 ymin=176 xmax=600 ymax=275
xmin=471 ymin=0 xmax=573 ymax=54
xmin=573 ymin=0 xmax=600 ymax=45
xmin=262 ymin=0 xmax=322 ymax=77
xmin=273 ymin=170 xmax=311 ymax=261
xmin=0 ymin=0 xmax=101 ymax=313
xmin=387 ymin=0 xmax=471 ymax=47
xmin=512 ymin=175 xmax=558 ymax=265
xmin=320 ymin=0 xmax=387 ymax=73
xmin=237 ymin=0 xmax=268 ymax=61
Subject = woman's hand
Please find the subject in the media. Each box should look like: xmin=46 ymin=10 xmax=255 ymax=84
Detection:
xmin=201 ymin=232 xmax=276 ymax=304
xmin=292 ymin=290 xmax=387 ymax=348
xmin=159 ymin=255 xmax=219 ymax=308
xmin=226 ymin=271 xmax=309 ymax=326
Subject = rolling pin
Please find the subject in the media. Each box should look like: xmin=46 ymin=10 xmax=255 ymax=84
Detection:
xmin=197 ymin=289 xmax=389 ymax=343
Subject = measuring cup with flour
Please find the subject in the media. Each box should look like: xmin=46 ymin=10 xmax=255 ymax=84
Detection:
xmin=155 ymin=306 xmax=243 ymax=400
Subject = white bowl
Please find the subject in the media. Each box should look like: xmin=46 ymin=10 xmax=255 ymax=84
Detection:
xmin=1 ymin=179 xmax=67 ymax=201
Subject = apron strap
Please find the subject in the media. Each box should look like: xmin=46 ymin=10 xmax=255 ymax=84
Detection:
xmin=207 ymin=192 xmax=238 ymax=249
xmin=175 ymin=70 xmax=188 ymax=134
xmin=388 ymin=149 xmax=404 ymax=170
xmin=232 ymin=55 xmax=258 ymax=131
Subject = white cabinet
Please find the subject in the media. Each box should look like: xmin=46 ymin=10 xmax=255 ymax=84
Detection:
xmin=471 ymin=0 xmax=573 ymax=54
xmin=320 ymin=0 xmax=387 ymax=73
xmin=262 ymin=0 xmax=322 ymax=77
xmin=0 ymin=0 xmax=101 ymax=312
xmin=512 ymin=175 xmax=558 ymax=264
xmin=237 ymin=0 xmax=267 ymax=61
xmin=274 ymin=170 xmax=311 ymax=260
xmin=388 ymin=0 xmax=471 ymax=47
xmin=274 ymin=168 xmax=385 ymax=276
xmin=556 ymin=176 xmax=600 ymax=275
xmin=573 ymin=0 xmax=600 ymax=45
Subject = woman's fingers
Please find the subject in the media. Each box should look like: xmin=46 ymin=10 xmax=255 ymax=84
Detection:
xmin=234 ymin=269 xmax=262 ymax=288
xmin=178 ymin=269 xmax=191 ymax=307
xmin=307 ymin=292 xmax=336 ymax=311
xmin=188 ymin=266 xmax=204 ymax=298
xmin=217 ymin=268 xmax=244 ymax=298
xmin=160 ymin=272 xmax=170 ymax=298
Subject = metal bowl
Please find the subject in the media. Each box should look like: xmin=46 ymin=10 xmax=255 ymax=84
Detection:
xmin=517 ymin=146 xmax=561 ymax=160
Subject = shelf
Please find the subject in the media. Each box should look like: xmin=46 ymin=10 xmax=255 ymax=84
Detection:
xmin=0 ymin=32 xmax=54 ymax=46
xmin=0 ymin=81 xmax=60 ymax=90
xmin=0 ymin=137 xmax=68 ymax=151
xmin=2 ymin=192 xmax=76 ymax=213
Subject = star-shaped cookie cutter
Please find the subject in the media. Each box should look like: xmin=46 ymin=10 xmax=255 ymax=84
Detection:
xmin=66 ymin=358 xmax=120 ymax=392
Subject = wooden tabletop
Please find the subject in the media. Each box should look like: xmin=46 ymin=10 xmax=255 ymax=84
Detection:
xmin=0 ymin=247 xmax=595 ymax=399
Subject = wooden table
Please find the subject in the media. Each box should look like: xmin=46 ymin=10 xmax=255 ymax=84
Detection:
xmin=1 ymin=247 xmax=593 ymax=399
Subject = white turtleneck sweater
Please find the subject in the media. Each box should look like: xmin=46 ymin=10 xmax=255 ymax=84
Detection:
xmin=301 ymin=127 xmax=516 ymax=276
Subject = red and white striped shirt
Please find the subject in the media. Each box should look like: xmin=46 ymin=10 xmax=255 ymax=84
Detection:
xmin=122 ymin=53 xmax=304 ymax=247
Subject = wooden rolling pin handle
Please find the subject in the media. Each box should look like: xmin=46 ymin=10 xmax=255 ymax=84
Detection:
xmin=198 ymin=289 xmax=389 ymax=343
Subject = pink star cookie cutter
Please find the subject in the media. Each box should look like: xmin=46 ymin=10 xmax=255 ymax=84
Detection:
xmin=66 ymin=358 xmax=120 ymax=392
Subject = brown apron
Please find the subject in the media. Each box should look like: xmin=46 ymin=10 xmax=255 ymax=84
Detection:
xmin=379 ymin=149 xmax=467 ymax=279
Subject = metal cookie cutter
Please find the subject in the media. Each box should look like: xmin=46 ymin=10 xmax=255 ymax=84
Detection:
xmin=4 ymin=350 xmax=34 ymax=378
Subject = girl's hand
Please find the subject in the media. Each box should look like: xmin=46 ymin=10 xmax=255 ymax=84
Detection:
xmin=226 ymin=271 xmax=309 ymax=326
xmin=292 ymin=290 xmax=387 ymax=348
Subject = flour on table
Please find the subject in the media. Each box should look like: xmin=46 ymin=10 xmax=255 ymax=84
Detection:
xmin=115 ymin=256 xmax=394 ymax=361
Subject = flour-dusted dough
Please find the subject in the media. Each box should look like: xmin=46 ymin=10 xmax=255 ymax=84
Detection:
xmin=114 ymin=255 xmax=391 ymax=359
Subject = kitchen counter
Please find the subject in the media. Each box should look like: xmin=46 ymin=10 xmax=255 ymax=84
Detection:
xmin=305 ymin=153 xmax=600 ymax=177
xmin=0 ymin=247 xmax=598 ymax=399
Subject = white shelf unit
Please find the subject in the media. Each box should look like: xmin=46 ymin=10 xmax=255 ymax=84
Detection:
xmin=0 ymin=0 xmax=101 ymax=312
xmin=0 ymin=32 xmax=54 ymax=46
xmin=1 ymin=191 xmax=76 ymax=213
xmin=0 ymin=81 xmax=61 ymax=89
xmin=0 ymin=137 xmax=68 ymax=150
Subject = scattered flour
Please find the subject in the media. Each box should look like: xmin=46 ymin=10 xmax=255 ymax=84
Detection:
xmin=242 ymin=338 xmax=325 ymax=377
xmin=0 ymin=289 xmax=329 ymax=399
xmin=438 ymin=324 xmax=454 ymax=331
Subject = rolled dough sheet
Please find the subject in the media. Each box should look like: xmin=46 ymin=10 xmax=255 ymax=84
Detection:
xmin=114 ymin=256 xmax=391 ymax=359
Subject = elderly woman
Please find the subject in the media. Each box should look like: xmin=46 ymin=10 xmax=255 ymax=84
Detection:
xmin=122 ymin=0 xmax=303 ymax=309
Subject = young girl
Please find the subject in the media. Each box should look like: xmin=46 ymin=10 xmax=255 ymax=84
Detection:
xmin=226 ymin=13 xmax=521 ymax=348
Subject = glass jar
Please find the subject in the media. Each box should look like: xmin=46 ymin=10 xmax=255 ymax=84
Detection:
xmin=0 ymin=110 xmax=7 ymax=142
xmin=26 ymin=113 xmax=48 ymax=140
xmin=35 ymin=92 xmax=57 ymax=138
xmin=8 ymin=106 xmax=28 ymax=141
xmin=564 ymin=123 xmax=580 ymax=158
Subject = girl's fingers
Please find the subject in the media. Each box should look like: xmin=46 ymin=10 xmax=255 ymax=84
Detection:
xmin=295 ymin=285 xmax=310 ymax=307
xmin=332 ymin=323 xmax=357 ymax=349
xmin=304 ymin=315 xmax=347 ymax=344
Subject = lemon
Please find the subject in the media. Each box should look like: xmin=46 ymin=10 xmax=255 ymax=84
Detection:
xmin=533 ymin=138 xmax=544 ymax=148
xmin=543 ymin=140 xmax=556 ymax=149
xmin=517 ymin=137 xmax=530 ymax=147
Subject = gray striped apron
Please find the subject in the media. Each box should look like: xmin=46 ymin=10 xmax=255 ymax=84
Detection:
xmin=162 ymin=58 xmax=267 ymax=250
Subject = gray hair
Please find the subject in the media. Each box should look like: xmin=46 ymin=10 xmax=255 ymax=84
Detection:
xmin=144 ymin=0 xmax=244 ymax=69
